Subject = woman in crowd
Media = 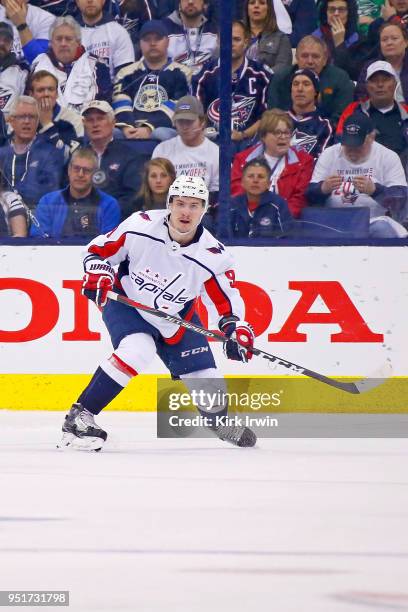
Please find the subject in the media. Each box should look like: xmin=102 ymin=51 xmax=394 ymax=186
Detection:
xmin=242 ymin=0 xmax=292 ymax=72
xmin=313 ymin=0 xmax=364 ymax=80
xmin=357 ymin=21 xmax=408 ymax=101
xmin=231 ymin=109 xmax=314 ymax=217
xmin=134 ymin=158 xmax=176 ymax=211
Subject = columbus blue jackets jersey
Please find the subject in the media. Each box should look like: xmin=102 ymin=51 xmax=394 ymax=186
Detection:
xmin=195 ymin=58 xmax=270 ymax=132
xmin=288 ymin=109 xmax=333 ymax=160
xmin=113 ymin=58 xmax=191 ymax=130
xmin=84 ymin=209 xmax=245 ymax=339
xmin=163 ymin=11 xmax=218 ymax=75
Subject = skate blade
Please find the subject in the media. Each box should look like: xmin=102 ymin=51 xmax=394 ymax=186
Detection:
xmin=56 ymin=433 xmax=104 ymax=452
xmin=70 ymin=436 xmax=105 ymax=452
xmin=56 ymin=432 xmax=76 ymax=450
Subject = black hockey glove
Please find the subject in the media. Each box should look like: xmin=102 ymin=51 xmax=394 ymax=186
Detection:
xmin=219 ymin=316 xmax=254 ymax=363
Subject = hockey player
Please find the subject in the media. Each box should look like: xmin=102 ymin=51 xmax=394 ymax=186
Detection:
xmin=58 ymin=175 xmax=257 ymax=451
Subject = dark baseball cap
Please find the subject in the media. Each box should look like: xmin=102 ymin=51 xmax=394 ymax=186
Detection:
xmin=139 ymin=20 xmax=168 ymax=39
xmin=341 ymin=114 xmax=374 ymax=147
xmin=0 ymin=22 xmax=14 ymax=41
xmin=173 ymin=96 xmax=204 ymax=121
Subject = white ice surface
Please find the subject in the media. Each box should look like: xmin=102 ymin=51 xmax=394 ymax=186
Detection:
xmin=1 ymin=411 xmax=408 ymax=612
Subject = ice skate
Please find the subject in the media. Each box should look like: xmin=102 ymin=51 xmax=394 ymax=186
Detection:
xmin=213 ymin=424 xmax=257 ymax=448
xmin=57 ymin=403 xmax=107 ymax=451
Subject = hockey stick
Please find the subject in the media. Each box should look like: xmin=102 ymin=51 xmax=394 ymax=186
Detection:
xmin=106 ymin=291 xmax=391 ymax=395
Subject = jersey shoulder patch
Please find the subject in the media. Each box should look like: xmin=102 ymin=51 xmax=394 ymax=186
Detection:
xmin=206 ymin=242 xmax=225 ymax=254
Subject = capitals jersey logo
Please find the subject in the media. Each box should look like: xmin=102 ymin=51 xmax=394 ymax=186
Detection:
xmin=207 ymin=96 xmax=256 ymax=130
xmin=130 ymin=269 xmax=190 ymax=305
xmin=207 ymin=242 xmax=224 ymax=254
xmin=134 ymin=82 xmax=168 ymax=112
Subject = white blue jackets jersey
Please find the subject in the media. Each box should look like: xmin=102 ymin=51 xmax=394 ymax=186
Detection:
xmin=113 ymin=58 xmax=191 ymax=130
xmin=195 ymin=57 xmax=270 ymax=132
xmin=163 ymin=11 xmax=218 ymax=75
xmin=84 ymin=209 xmax=244 ymax=339
xmin=0 ymin=58 xmax=27 ymax=116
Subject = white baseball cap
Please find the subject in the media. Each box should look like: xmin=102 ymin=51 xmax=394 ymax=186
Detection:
xmin=366 ymin=60 xmax=397 ymax=80
xmin=81 ymin=100 xmax=114 ymax=115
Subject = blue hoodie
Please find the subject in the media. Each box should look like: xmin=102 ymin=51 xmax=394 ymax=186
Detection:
xmin=30 ymin=186 xmax=120 ymax=238
xmin=0 ymin=137 xmax=65 ymax=209
xmin=230 ymin=190 xmax=293 ymax=238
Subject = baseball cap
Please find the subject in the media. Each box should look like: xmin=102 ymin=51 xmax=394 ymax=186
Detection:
xmin=291 ymin=68 xmax=320 ymax=93
xmin=173 ymin=96 xmax=204 ymax=121
xmin=81 ymin=100 xmax=114 ymax=115
xmin=0 ymin=22 xmax=14 ymax=41
xmin=341 ymin=114 xmax=374 ymax=147
xmin=139 ymin=19 xmax=168 ymax=39
xmin=366 ymin=60 xmax=397 ymax=80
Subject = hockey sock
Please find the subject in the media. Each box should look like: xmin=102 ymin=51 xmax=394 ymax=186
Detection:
xmin=77 ymin=367 xmax=124 ymax=415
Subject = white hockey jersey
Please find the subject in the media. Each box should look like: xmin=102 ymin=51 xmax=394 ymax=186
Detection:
xmin=32 ymin=51 xmax=104 ymax=111
xmin=84 ymin=209 xmax=245 ymax=339
xmin=80 ymin=19 xmax=135 ymax=78
xmin=0 ymin=64 xmax=27 ymax=116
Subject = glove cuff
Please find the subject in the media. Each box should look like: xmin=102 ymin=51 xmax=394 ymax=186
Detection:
xmin=84 ymin=255 xmax=114 ymax=278
xmin=219 ymin=315 xmax=239 ymax=333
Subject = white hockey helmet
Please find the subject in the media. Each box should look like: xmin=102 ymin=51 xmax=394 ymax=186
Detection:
xmin=166 ymin=175 xmax=209 ymax=213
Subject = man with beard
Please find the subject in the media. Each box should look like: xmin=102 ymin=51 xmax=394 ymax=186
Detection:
xmin=30 ymin=147 xmax=120 ymax=238
xmin=75 ymin=0 xmax=134 ymax=78
xmin=162 ymin=0 xmax=217 ymax=74
xmin=195 ymin=20 xmax=270 ymax=153
xmin=113 ymin=20 xmax=190 ymax=140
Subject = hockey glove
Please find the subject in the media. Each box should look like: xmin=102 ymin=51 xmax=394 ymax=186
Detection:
xmin=220 ymin=316 xmax=254 ymax=363
xmin=82 ymin=258 xmax=115 ymax=307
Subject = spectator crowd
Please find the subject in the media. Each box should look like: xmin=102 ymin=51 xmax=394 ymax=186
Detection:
xmin=1 ymin=0 xmax=408 ymax=241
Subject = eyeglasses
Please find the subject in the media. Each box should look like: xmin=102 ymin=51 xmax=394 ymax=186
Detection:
xmin=70 ymin=164 xmax=94 ymax=175
xmin=327 ymin=6 xmax=348 ymax=13
xmin=12 ymin=114 xmax=38 ymax=121
xmin=270 ymin=129 xmax=292 ymax=138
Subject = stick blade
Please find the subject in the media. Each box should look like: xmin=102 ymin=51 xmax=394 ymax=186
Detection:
xmin=352 ymin=361 xmax=393 ymax=394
